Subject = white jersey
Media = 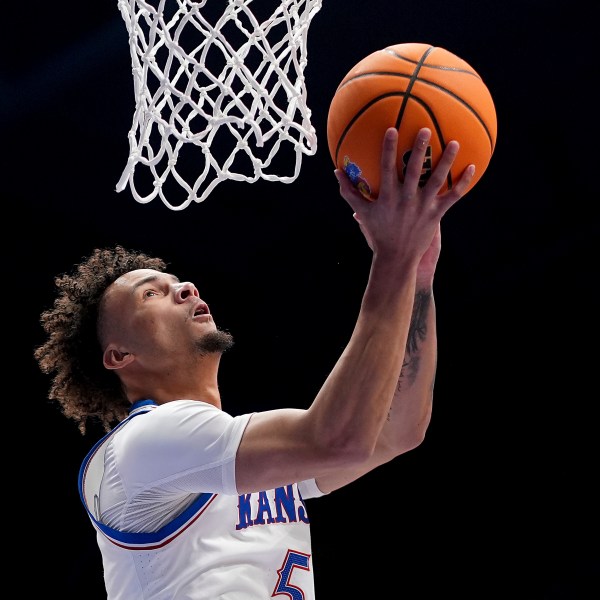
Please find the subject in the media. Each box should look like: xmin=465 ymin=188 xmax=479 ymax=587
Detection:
xmin=79 ymin=399 xmax=325 ymax=600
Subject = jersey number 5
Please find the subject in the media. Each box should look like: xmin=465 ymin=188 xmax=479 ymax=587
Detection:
xmin=273 ymin=549 xmax=311 ymax=600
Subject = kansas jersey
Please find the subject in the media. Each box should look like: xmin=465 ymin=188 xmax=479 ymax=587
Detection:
xmin=79 ymin=399 xmax=325 ymax=599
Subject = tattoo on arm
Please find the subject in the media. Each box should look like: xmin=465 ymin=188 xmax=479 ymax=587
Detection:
xmin=407 ymin=290 xmax=431 ymax=354
xmin=397 ymin=289 xmax=431 ymax=390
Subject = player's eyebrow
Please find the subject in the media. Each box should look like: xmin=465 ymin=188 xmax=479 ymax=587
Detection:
xmin=131 ymin=273 xmax=180 ymax=293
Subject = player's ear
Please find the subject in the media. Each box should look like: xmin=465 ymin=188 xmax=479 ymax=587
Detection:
xmin=103 ymin=346 xmax=135 ymax=370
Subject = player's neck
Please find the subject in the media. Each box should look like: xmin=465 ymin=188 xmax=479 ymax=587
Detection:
xmin=125 ymin=359 xmax=223 ymax=409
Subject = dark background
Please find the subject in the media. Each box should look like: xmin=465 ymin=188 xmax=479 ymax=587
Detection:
xmin=5 ymin=0 xmax=598 ymax=597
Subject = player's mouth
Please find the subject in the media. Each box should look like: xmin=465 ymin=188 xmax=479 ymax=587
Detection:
xmin=191 ymin=302 xmax=211 ymax=321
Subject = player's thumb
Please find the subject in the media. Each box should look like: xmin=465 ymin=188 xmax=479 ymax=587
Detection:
xmin=335 ymin=169 xmax=366 ymax=213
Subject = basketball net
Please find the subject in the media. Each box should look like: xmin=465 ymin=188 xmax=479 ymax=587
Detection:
xmin=115 ymin=0 xmax=323 ymax=210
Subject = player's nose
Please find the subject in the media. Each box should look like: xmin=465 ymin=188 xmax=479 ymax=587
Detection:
xmin=175 ymin=281 xmax=200 ymax=302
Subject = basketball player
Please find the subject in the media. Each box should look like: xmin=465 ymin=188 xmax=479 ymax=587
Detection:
xmin=35 ymin=128 xmax=474 ymax=599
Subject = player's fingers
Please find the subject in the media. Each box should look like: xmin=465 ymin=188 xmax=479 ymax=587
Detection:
xmin=378 ymin=128 xmax=400 ymax=194
xmin=335 ymin=168 xmax=367 ymax=213
xmin=402 ymin=128 xmax=432 ymax=190
xmin=440 ymin=164 xmax=476 ymax=208
xmin=422 ymin=140 xmax=460 ymax=194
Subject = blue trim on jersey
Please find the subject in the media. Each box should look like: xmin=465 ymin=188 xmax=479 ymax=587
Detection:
xmin=91 ymin=491 xmax=216 ymax=547
xmin=78 ymin=399 xmax=217 ymax=548
xmin=128 ymin=398 xmax=159 ymax=413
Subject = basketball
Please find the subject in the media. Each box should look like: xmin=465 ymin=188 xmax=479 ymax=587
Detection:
xmin=327 ymin=42 xmax=497 ymax=200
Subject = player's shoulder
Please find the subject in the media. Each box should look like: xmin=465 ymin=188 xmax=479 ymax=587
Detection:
xmin=131 ymin=399 xmax=229 ymax=435
xmin=153 ymin=399 xmax=222 ymax=417
xmin=113 ymin=400 xmax=251 ymax=480
xmin=131 ymin=398 xmax=246 ymax=440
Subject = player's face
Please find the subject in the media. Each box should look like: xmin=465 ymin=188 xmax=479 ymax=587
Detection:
xmin=101 ymin=269 xmax=230 ymax=364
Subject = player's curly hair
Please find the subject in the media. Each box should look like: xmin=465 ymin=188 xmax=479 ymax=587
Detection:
xmin=34 ymin=245 xmax=167 ymax=435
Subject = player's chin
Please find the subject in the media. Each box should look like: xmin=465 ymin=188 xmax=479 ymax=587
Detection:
xmin=195 ymin=330 xmax=235 ymax=354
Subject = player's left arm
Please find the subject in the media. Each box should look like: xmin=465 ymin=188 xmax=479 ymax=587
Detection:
xmin=314 ymin=229 xmax=440 ymax=494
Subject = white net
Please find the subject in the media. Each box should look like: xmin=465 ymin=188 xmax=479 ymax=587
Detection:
xmin=115 ymin=0 xmax=323 ymax=210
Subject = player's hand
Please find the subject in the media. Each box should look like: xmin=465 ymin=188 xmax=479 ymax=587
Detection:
xmin=335 ymin=127 xmax=474 ymax=266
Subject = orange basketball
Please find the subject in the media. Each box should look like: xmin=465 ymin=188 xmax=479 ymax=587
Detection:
xmin=327 ymin=42 xmax=497 ymax=200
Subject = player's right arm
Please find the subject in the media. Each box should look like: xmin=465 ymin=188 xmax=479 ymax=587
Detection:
xmin=235 ymin=129 xmax=473 ymax=495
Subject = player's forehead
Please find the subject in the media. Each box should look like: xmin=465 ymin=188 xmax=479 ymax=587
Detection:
xmin=111 ymin=269 xmax=180 ymax=292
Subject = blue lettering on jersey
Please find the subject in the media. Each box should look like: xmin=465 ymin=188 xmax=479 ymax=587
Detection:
xmin=236 ymin=485 xmax=310 ymax=530
xmin=273 ymin=484 xmax=297 ymax=523
xmin=254 ymin=491 xmax=276 ymax=525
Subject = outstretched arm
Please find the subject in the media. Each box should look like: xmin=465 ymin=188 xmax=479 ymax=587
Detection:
xmin=314 ymin=230 xmax=440 ymax=493
xmin=235 ymin=128 xmax=473 ymax=495
xmin=377 ymin=224 xmax=442 ymax=455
